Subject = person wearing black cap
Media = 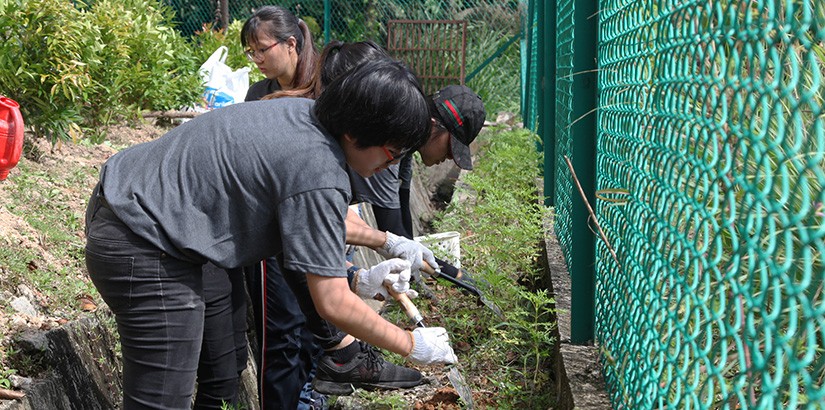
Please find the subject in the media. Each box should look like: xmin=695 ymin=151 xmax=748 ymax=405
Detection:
xmin=348 ymin=84 xmax=487 ymax=283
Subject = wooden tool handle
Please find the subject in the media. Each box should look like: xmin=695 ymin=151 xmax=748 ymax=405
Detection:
xmin=421 ymin=261 xmax=438 ymax=276
xmin=386 ymin=285 xmax=425 ymax=328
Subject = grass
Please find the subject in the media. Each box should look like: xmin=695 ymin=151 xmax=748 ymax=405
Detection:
xmin=3 ymin=161 xmax=97 ymax=310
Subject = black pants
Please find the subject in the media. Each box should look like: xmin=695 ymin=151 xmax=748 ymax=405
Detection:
xmin=86 ymin=190 xmax=206 ymax=409
xmin=194 ymin=264 xmax=248 ymax=409
xmin=246 ymin=258 xmax=345 ymax=409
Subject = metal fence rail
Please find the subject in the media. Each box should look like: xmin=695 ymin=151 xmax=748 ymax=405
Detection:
xmin=528 ymin=0 xmax=825 ymax=407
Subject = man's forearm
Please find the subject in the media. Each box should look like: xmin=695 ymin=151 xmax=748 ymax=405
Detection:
xmin=307 ymin=274 xmax=413 ymax=357
xmin=345 ymin=208 xmax=387 ymax=248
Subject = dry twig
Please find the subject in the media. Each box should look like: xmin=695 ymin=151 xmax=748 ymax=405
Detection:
xmin=563 ymin=156 xmax=621 ymax=267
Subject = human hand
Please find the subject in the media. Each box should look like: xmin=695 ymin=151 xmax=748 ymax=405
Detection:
xmin=406 ymin=327 xmax=458 ymax=365
xmin=353 ymin=258 xmax=416 ymax=300
xmin=376 ymin=232 xmax=437 ymax=281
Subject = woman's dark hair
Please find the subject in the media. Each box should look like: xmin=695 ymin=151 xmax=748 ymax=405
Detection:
xmin=265 ymin=40 xmax=391 ymax=100
xmin=240 ymin=5 xmax=318 ymax=89
xmin=314 ymin=59 xmax=430 ymax=151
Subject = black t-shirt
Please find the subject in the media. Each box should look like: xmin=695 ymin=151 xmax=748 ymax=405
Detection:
xmin=245 ymin=78 xmax=281 ymax=102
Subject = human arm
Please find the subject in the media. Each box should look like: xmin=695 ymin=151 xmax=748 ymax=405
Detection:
xmin=344 ymin=210 xmax=436 ymax=277
xmin=306 ymin=273 xmax=456 ymax=364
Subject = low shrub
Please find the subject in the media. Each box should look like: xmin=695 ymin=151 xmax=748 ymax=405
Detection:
xmin=0 ymin=0 xmax=202 ymax=143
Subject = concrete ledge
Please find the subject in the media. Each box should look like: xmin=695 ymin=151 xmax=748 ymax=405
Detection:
xmin=1 ymin=311 xmax=122 ymax=410
xmin=541 ymin=212 xmax=612 ymax=410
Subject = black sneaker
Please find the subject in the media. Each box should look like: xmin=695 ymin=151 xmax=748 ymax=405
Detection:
xmin=312 ymin=341 xmax=423 ymax=395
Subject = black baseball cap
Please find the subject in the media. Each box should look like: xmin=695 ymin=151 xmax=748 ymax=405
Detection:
xmin=432 ymin=85 xmax=486 ymax=170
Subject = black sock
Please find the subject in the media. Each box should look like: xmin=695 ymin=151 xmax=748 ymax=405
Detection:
xmin=327 ymin=340 xmax=361 ymax=364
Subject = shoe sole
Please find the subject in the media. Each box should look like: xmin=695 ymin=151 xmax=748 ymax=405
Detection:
xmin=312 ymin=379 xmax=423 ymax=396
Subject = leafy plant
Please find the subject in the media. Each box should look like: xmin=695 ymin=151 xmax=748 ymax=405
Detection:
xmin=430 ymin=126 xmax=556 ymax=406
xmin=0 ymin=367 xmax=15 ymax=389
xmin=0 ymin=0 xmax=94 ymax=142
xmin=0 ymin=0 xmax=202 ymax=143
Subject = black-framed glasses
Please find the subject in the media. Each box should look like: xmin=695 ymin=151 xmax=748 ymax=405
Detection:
xmin=244 ymin=42 xmax=279 ymax=62
xmin=381 ymin=146 xmax=408 ymax=165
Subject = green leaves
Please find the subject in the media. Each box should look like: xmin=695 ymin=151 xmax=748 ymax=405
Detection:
xmin=431 ymin=126 xmax=556 ymax=406
xmin=0 ymin=0 xmax=203 ymax=143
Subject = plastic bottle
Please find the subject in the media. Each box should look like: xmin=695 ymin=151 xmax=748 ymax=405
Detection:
xmin=0 ymin=96 xmax=24 ymax=180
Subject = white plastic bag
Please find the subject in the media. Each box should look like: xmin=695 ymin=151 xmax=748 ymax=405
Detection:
xmin=197 ymin=46 xmax=250 ymax=111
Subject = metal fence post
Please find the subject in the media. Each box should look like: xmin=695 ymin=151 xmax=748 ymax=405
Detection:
xmin=521 ymin=0 xmax=534 ymax=125
xmin=569 ymin=0 xmax=598 ymax=344
xmin=542 ymin=0 xmax=556 ymax=206
xmin=536 ymin=0 xmax=545 ymax=154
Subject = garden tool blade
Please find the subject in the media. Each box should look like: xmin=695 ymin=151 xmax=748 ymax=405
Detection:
xmin=448 ymin=366 xmax=474 ymax=409
xmin=422 ymin=263 xmax=504 ymax=319
xmin=387 ymin=287 xmax=475 ymax=407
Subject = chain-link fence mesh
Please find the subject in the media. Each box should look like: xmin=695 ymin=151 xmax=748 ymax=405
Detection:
xmin=162 ymin=0 xmax=522 ymax=114
xmin=533 ymin=0 xmax=825 ymax=407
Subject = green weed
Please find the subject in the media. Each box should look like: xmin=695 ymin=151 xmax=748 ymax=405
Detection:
xmin=430 ymin=126 xmax=557 ymax=406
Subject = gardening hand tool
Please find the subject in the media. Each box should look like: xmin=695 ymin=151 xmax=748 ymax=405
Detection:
xmin=388 ymin=288 xmax=475 ymax=409
xmin=422 ymin=262 xmax=504 ymax=319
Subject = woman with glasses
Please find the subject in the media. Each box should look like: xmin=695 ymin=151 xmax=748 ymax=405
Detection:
xmin=242 ymin=5 xmax=318 ymax=99
xmin=194 ymin=6 xmax=324 ymax=410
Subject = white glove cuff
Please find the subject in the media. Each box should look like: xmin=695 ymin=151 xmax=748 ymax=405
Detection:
xmin=381 ymin=231 xmax=400 ymax=253
xmin=352 ymin=268 xmax=368 ymax=298
xmin=404 ymin=330 xmax=415 ymax=358
xmin=409 ymin=328 xmax=426 ymax=359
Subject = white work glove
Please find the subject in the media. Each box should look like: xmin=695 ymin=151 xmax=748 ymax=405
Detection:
xmin=376 ymin=232 xmax=437 ymax=281
xmin=406 ymin=327 xmax=458 ymax=365
xmin=353 ymin=258 xmax=418 ymax=301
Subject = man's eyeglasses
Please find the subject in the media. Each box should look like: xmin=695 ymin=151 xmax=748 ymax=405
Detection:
xmin=244 ymin=42 xmax=279 ymax=62
xmin=381 ymin=146 xmax=408 ymax=165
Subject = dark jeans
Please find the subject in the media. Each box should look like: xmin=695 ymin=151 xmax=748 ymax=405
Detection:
xmin=246 ymin=258 xmax=344 ymax=409
xmin=194 ymin=264 xmax=249 ymax=410
xmin=85 ymin=191 xmax=205 ymax=410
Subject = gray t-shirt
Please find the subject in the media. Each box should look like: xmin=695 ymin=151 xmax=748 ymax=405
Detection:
xmin=350 ymin=164 xmax=401 ymax=208
xmin=98 ymin=98 xmax=350 ymax=275
xmin=349 ymin=155 xmax=413 ymax=208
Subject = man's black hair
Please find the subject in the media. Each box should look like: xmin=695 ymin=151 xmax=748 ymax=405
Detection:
xmin=314 ymin=59 xmax=430 ymax=151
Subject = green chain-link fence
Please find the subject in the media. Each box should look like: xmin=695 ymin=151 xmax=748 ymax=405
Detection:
xmin=524 ymin=0 xmax=825 ymax=407
xmin=162 ymin=0 xmax=522 ymax=114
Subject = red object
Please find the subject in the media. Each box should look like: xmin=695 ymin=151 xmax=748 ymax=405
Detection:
xmin=0 ymin=96 xmax=24 ymax=180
